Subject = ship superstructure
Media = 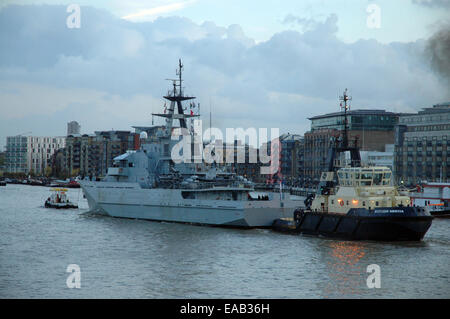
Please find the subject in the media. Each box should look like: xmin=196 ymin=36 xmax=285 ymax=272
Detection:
xmin=80 ymin=60 xmax=302 ymax=227
xmin=309 ymin=90 xmax=412 ymax=213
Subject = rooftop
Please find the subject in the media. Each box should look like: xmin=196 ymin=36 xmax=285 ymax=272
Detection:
xmin=309 ymin=109 xmax=400 ymax=120
xmin=279 ymin=133 xmax=303 ymax=141
xmin=417 ymin=102 xmax=450 ymax=114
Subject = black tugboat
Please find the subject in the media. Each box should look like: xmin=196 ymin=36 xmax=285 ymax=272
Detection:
xmin=273 ymin=89 xmax=433 ymax=241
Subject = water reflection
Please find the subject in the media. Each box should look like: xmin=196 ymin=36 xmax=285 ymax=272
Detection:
xmin=322 ymin=240 xmax=368 ymax=298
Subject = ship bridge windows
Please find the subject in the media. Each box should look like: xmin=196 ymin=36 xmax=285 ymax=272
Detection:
xmin=373 ymin=173 xmax=383 ymax=186
xmin=358 ymin=171 xmax=373 ymax=186
xmin=339 ymin=168 xmax=392 ymax=187
xmin=382 ymin=172 xmax=391 ymax=185
xmin=248 ymin=192 xmax=270 ymax=200
xmin=338 ymin=169 xmax=357 ymax=186
xmin=115 ymin=160 xmax=128 ymax=168
xmin=360 ymin=171 xmax=373 ymax=180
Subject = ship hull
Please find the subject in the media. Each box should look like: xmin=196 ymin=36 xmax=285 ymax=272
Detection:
xmin=45 ymin=202 xmax=78 ymax=209
xmin=81 ymin=181 xmax=299 ymax=227
xmin=273 ymin=208 xmax=433 ymax=241
xmin=429 ymin=210 xmax=450 ymax=218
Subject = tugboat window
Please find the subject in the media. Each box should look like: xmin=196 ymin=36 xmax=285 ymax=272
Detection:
xmin=361 ymin=172 xmax=373 ymax=179
xmin=373 ymin=173 xmax=383 ymax=185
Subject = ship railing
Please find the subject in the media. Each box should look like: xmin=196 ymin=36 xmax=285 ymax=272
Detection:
xmin=174 ymin=180 xmax=252 ymax=190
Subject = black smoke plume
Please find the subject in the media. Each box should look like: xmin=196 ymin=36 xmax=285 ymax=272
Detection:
xmin=426 ymin=22 xmax=450 ymax=87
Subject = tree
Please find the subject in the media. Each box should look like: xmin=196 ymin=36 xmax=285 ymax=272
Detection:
xmin=59 ymin=169 xmax=69 ymax=179
xmin=71 ymin=168 xmax=80 ymax=177
xmin=44 ymin=166 xmax=52 ymax=177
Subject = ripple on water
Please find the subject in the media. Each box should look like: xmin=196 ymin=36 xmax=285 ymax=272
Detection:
xmin=0 ymin=184 xmax=449 ymax=298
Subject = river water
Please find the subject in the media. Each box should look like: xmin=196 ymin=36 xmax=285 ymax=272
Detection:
xmin=0 ymin=184 xmax=448 ymax=298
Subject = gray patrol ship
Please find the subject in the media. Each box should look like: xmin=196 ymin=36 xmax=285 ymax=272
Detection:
xmin=80 ymin=60 xmax=303 ymax=227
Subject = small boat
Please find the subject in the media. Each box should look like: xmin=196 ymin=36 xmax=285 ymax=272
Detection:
xmin=273 ymin=90 xmax=433 ymax=241
xmin=410 ymin=182 xmax=450 ymax=218
xmin=67 ymin=180 xmax=80 ymax=188
xmin=45 ymin=188 xmax=78 ymax=209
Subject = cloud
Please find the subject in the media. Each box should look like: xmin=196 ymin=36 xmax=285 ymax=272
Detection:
xmin=121 ymin=0 xmax=196 ymax=21
xmin=282 ymin=14 xmax=320 ymax=32
xmin=0 ymin=81 xmax=162 ymax=141
xmin=0 ymin=5 xmax=449 ymax=149
xmin=412 ymin=0 xmax=450 ymax=8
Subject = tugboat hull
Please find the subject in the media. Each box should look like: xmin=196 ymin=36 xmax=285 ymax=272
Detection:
xmin=273 ymin=207 xmax=433 ymax=241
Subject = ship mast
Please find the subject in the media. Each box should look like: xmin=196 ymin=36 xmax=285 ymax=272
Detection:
xmin=339 ymin=88 xmax=351 ymax=149
xmin=152 ymin=59 xmax=199 ymax=135
xmin=335 ymin=88 xmax=360 ymax=167
xmin=314 ymin=89 xmax=361 ymax=199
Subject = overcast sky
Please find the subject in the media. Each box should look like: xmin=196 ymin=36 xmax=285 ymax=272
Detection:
xmin=0 ymin=0 xmax=449 ymax=150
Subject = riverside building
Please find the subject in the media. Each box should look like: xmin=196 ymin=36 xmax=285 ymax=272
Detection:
xmin=394 ymin=102 xmax=450 ymax=185
xmin=65 ymin=130 xmax=139 ymax=177
xmin=5 ymin=136 xmax=66 ymax=175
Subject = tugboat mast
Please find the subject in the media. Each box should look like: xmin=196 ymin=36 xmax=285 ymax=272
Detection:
xmin=313 ymin=89 xmax=361 ymax=198
xmin=339 ymin=88 xmax=352 ymax=149
xmin=336 ymin=88 xmax=360 ymax=167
